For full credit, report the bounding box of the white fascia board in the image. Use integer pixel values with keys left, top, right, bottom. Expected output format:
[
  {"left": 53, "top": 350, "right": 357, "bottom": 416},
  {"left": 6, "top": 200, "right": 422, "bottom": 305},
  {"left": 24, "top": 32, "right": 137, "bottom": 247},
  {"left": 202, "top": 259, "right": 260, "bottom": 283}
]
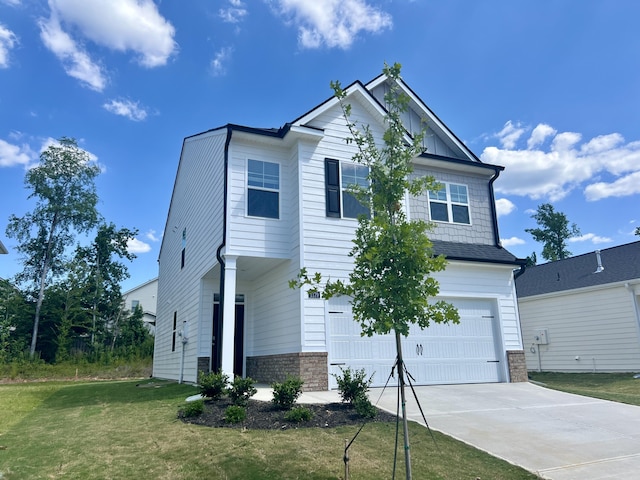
[
  {"left": 373, "top": 76, "right": 479, "bottom": 163},
  {"left": 292, "top": 82, "right": 387, "bottom": 128}
]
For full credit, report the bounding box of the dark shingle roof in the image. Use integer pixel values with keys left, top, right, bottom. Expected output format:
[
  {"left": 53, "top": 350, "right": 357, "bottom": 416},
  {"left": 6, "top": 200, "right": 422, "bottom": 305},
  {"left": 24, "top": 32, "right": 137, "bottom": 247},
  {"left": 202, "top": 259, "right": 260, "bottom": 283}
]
[
  {"left": 516, "top": 241, "right": 640, "bottom": 298},
  {"left": 431, "top": 240, "right": 524, "bottom": 266}
]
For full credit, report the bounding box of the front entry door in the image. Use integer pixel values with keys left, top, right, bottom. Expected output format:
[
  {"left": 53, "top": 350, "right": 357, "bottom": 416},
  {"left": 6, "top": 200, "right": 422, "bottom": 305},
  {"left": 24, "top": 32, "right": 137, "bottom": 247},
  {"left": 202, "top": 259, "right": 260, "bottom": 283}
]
[{"left": 212, "top": 297, "right": 245, "bottom": 377}]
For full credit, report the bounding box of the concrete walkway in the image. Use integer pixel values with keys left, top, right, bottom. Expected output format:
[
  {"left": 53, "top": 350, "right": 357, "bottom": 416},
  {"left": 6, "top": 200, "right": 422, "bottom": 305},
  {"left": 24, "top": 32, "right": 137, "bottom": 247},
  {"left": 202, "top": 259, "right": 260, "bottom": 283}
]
[{"left": 256, "top": 382, "right": 640, "bottom": 479}]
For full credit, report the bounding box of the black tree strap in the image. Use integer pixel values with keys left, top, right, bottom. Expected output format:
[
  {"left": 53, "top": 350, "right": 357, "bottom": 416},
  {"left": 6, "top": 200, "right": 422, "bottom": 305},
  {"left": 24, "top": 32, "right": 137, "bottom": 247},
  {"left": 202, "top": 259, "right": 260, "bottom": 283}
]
[{"left": 404, "top": 363, "right": 439, "bottom": 450}]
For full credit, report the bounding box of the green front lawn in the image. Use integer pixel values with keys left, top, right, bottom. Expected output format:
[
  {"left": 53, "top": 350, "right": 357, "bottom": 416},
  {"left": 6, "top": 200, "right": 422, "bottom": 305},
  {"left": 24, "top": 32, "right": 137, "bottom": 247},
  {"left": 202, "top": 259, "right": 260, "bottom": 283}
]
[
  {"left": 0, "top": 379, "right": 539, "bottom": 479},
  {"left": 529, "top": 371, "right": 640, "bottom": 406}
]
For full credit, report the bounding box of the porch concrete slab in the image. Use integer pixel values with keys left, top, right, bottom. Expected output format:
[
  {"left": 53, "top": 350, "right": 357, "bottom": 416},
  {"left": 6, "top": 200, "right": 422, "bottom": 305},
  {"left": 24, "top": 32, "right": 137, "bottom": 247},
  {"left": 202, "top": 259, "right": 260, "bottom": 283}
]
[{"left": 369, "top": 382, "right": 640, "bottom": 480}]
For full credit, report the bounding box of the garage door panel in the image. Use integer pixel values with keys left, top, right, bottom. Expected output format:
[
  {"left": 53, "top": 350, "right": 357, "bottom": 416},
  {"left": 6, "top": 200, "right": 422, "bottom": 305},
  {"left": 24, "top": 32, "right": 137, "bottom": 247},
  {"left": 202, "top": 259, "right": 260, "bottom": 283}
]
[{"left": 328, "top": 297, "right": 503, "bottom": 388}]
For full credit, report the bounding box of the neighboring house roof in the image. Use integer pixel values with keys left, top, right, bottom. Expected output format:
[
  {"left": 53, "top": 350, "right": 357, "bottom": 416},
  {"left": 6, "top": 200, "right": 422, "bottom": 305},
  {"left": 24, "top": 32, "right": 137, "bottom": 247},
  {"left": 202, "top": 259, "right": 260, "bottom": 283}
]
[
  {"left": 122, "top": 277, "right": 158, "bottom": 296},
  {"left": 433, "top": 240, "right": 524, "bottom": 266},
  {"left": 516, "top": 241, "right": 640, "bottom": 298},
  {"left": 0, "top": 240, "right": 7, "bottom": 254}
]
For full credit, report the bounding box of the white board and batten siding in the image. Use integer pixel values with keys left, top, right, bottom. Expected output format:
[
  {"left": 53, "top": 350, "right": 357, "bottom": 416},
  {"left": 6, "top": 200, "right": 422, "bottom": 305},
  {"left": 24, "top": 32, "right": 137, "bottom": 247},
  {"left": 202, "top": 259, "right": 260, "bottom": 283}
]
[
  {"left": 154, "top": 130, "right": 227, "bottom": 382},
  {"left": 519, "top": 284, "right": 640, "bottom": 372}
]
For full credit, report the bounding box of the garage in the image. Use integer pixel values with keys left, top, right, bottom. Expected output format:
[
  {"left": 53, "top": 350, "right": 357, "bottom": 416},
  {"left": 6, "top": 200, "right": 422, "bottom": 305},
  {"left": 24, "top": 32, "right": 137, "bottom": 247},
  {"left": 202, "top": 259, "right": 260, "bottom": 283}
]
[{"left": 327, "top": 296, "right": 504, "bottom": 389}]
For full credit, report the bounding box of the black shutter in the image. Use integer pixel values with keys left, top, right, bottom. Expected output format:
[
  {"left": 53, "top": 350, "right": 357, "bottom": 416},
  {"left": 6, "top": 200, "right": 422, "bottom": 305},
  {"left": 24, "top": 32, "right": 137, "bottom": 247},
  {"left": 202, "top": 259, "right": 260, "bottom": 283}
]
[{"left": 325, "top": 159, "right": 340, "bottom": 217}]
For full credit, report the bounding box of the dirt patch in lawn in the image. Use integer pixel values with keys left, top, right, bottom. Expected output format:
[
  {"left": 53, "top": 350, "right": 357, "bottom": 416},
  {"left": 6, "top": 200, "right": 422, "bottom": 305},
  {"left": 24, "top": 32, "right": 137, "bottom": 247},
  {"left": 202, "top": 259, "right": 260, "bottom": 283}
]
[{"left": 180, "top": 398, "right": 399, "bottom": 430}]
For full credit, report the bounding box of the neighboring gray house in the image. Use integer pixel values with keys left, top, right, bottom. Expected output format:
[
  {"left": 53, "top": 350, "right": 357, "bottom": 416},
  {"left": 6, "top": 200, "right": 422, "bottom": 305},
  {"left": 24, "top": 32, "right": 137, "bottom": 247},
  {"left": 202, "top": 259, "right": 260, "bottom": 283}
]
[
  {"left": 0, "top": 239, "right": 7, "bottom": 254},
  {"left": 153, "top": 72, "right": 527, "bottom": 390},
  {"left": 122, "top": 278, "right": 157, "bottom": 334},
  {"left": 516, "top": 241, "right": 640, "bottom": 373}
]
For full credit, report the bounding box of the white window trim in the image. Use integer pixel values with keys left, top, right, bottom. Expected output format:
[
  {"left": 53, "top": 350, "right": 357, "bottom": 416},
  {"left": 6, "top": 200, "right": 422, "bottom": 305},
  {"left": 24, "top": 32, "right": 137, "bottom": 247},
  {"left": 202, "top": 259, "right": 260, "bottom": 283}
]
[
  {"left": 428, "top": 182, "right": 472, "bottom": 225},
  {"left": 246, "top": 158, "right": 281, "bottom": 219},
  {"left": 340, "top": 162, "right": 369, "bottom": 220}
]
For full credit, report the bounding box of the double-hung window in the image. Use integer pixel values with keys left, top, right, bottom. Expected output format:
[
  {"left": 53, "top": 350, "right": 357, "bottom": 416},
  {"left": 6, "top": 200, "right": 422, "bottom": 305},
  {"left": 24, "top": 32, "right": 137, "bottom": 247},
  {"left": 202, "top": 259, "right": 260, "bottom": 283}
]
[
  {"left": 325, "top": 159, "right": 369, "bottom": 219},
  {"left": 428, "top": 182, "right": 470, "bottom": 224},
  {"left": 247, "top": 159, "right": 279, "bottom": 219}
]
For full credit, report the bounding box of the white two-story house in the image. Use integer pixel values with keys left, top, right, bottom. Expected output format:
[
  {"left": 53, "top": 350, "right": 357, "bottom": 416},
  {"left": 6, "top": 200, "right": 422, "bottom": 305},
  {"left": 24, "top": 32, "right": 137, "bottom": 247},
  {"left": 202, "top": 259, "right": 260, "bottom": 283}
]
[{"left": 153, "top": 72, "right": 527, "bottom": 390}]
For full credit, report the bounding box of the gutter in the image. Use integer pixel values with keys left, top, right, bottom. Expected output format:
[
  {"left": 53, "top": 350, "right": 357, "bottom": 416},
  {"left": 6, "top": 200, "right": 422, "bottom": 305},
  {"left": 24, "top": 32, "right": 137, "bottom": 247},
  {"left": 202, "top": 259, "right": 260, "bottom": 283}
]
[{"left": 213, "top": 125, "right": 233, "bottom": 371}]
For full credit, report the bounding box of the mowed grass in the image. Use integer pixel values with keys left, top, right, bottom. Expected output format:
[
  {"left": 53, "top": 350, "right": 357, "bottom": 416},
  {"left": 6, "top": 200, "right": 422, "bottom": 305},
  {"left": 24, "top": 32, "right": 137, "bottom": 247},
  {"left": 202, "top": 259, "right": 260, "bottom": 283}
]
[
  {"left": 529, "top": 371, "right": 640, "bottom": 406},
  {"left": 0, "top": 380, "right": 539, "bottom": 480}
]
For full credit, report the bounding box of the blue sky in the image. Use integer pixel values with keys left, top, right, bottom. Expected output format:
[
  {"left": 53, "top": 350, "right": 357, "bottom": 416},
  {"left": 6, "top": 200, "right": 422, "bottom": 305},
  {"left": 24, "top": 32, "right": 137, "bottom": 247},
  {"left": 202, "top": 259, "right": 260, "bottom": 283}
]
[{"left": 1, "top": 0, "right": 639, "bottom": 292}]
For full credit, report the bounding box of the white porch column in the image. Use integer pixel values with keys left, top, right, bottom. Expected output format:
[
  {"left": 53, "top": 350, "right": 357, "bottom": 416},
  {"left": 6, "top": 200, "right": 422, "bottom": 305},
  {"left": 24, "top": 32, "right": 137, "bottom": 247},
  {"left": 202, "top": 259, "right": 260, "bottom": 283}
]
[{"left": 221, "top": 254, "right": 238, "bottom": 378}]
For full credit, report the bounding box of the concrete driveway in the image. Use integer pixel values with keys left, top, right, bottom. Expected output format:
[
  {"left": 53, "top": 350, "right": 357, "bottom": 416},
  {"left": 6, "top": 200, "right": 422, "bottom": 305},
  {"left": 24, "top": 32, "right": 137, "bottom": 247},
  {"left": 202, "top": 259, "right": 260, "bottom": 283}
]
[{"left": 367, "top": 382, "right": 640, "bottom": 480}]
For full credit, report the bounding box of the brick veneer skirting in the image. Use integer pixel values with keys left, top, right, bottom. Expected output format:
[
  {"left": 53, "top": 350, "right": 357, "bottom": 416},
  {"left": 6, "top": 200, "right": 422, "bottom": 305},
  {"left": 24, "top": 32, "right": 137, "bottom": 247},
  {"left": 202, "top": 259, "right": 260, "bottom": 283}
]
[
  {"left": 197, "top": 357, "right": 210, "bottom": 375},
  {"left": 507, "top": 350, "right": 528, "bottom": 382},
  {"left": 246, "top": 352, "right": 328, "bottom": 391}
]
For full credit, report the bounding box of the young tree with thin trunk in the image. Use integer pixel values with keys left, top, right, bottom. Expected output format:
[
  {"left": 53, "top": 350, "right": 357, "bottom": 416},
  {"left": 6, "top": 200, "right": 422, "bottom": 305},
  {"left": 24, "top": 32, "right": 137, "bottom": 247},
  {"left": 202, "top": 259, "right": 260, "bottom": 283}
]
[
  {"left": 291, "top": 63, "right": 459, "bottom": 479},
  {"left": 6, "top": 137, "right": 100, "bottom": 357},
  {"left": 525, "top": 203, "right": 580, "bottom": 261}
]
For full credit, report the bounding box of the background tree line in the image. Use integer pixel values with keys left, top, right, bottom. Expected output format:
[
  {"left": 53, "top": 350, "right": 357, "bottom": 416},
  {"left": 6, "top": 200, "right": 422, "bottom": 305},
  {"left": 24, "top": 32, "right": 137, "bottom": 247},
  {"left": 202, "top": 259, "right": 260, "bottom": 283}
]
[{"left": 1, "top": 138, "right": 152, "bottom": 365}]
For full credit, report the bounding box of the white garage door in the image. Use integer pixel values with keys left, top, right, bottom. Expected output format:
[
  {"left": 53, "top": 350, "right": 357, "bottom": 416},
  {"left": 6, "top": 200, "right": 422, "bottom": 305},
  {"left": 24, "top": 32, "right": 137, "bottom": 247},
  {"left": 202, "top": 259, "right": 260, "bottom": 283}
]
[{"left": 327, "top": 296, "right": 503, "bottom": 389}]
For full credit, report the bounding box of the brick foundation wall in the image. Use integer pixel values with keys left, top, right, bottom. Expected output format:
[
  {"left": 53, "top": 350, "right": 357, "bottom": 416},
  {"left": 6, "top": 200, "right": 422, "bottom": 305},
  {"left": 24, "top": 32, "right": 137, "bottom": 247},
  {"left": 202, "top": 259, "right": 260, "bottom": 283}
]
[
  {"left": 246, "top": 352, "right": 328, "bottom": 391},
  {"left": 197, "top": 357, "right": 210, "bottom": 375},
  {"left": 507, "top": 350, "right": 528, "bottom": 382}
]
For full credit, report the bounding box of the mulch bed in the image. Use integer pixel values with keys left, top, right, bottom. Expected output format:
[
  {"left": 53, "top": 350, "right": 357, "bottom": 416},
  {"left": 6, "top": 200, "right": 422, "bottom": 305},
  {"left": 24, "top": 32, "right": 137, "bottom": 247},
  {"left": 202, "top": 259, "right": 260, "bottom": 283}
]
[{"left": 180, "top": 398, "right": 399, "bottom": 430}]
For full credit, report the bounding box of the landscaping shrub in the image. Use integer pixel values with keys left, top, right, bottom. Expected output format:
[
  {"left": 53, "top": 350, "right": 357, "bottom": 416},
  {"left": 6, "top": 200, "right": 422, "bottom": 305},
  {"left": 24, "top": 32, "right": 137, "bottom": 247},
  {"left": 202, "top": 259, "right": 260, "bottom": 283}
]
[
  {"left": 178, "top": 399, "right": 204, "bottom": 418},
  {"left": 333, "top": 367, "right": 373, "bottom": 405},
  {"left": 284, "top": 406, "right": 313, "bottom": 422},
  {"left": 228, "top": 376, "right": 257, "bottom": 406},
  {"left": 198, "top": 370, "right": 229, "bottom": 400},
  {"left": 224, "top": 405, "right": 247, "bottom": 424},
  {"left": 353, "top": 395, "right": 378, "bottom": 419},
  {"left": 271, "top": 375, "right": 304, "bottom": 410}
]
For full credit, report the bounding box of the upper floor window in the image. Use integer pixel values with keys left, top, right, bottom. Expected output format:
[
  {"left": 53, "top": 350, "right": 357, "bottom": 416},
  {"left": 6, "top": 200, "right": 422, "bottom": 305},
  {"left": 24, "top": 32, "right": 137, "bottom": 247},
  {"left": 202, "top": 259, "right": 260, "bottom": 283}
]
[
  {"left": 325, "top": 159, "right": 370, "bottom": 219},
  {"left": 131, "top": 300, "right": 140, "bottom": 312},
  {"left": 247, "top": 159, "right": 279, "bottom": 219},
  {"left": 428, "top": 182, "right": 470, "bottom": 224}
]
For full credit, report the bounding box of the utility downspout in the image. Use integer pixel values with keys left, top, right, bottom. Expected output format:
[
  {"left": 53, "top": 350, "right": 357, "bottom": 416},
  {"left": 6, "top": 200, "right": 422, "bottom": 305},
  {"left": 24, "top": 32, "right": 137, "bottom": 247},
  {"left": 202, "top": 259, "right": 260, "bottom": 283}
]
[
  {"left": 488, "top": 166, "right": 503, "bottom": 248},
  {"left": 626, "top": 283, "right": 640, "bottom": 351},
  {"left": 212, "top": 125, "right": 232, "bottom": 372}
]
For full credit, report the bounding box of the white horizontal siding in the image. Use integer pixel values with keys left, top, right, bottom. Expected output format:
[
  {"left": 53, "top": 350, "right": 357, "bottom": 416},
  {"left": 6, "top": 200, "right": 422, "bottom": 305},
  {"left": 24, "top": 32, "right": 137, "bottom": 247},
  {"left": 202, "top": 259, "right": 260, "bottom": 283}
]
[
  {"left": 154, "top": 130, "right": 226, "bottom": 382},
  {"left": 519, "top": 285, "right": 640, "bottom": 372},
  {"left": 245, "top": 261, "right": 302, "bottom": 356},
  {"left": 226, "top": 140, "right": 293, "bottom": 259}
]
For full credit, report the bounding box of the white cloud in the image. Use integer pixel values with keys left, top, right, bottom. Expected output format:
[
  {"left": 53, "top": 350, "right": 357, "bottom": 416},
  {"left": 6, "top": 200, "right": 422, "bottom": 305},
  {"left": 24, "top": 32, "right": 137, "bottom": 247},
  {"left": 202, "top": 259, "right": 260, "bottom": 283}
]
[
  {"left": 482, "top": 122, "right": 640, "bottom": 202},
  {"left": 269, "top": 0, "right": 392, "bottom": 49},
  {"left": 211, "top": 47, "right": 232, "bottom": 76},
  {"left": 0, "top": 24, "right": 18, "bottom": 68},
  {"left": 127, "top": 237, "right": 151, "bottom": 254},
  {"left": 220, "top": 0, "right": 248, "bottom": 23},
  {"left": 495, "top": 121, "right": 525, "bottom": 149},
  {"left": 47, "top": 0, "right": 177, "bottom": 68},
  {"left": 103, "top": 99, "right": 148, "bottom": 121},
  {"left": 584, "top": 171, "right": 640, "bottom": 201},
  {"left": 0, "top": 139, "right": 34, "bottom": 167},
  {"left": 495, "top": 198, "right": 515, "bottom": 217},
  {"left": 38, "top": 15, "right": 107, "bottom": 91},
  {"left": 145, "top": 229, "right": 160, "bottom": 242},
  {"left": 1, "top": 0, "right": 21, "bottom": 5},
  {"left": 527, "top": 124, "right": 555, "bottom": 150},
  {"left": 501, "top": 236, "right": 526, "bottom": 247},
  {"left": 568, "top": 233, "right": 612, "bottom": 244}
]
